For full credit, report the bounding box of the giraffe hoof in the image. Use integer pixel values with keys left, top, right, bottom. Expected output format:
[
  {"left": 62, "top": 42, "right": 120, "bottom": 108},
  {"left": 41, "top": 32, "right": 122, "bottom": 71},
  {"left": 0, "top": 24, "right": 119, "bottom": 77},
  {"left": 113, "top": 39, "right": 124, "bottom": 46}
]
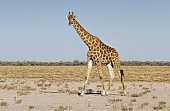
[
  {"left": 80, "top": 91, "right": 85, "bottom": 96},
  {"left": 121, "top": 91, "right": 127, "bottom": 96},
  {"left": 121, "top": 94, "right": 127, "bottom": 96},
  {"left": 106, "top": 91, "right": 110, "bottom": 95},
  {"left": 101, "top": 90, "right": 106, "bottom": 96}
]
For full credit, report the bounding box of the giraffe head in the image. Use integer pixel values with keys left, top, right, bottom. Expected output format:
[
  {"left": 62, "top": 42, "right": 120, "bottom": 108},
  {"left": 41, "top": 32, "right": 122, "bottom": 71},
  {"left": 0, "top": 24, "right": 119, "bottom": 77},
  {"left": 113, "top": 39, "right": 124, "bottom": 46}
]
[{"left": 66, "top": 12, "right": 76, "bottom": 26}]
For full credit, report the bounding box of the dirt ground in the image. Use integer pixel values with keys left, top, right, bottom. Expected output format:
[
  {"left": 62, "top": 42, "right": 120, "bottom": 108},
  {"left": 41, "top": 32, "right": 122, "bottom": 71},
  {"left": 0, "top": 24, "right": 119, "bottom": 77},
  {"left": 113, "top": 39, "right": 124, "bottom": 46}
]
[{"left": 0, "top": 78, "right": 170, "bottom": 111}]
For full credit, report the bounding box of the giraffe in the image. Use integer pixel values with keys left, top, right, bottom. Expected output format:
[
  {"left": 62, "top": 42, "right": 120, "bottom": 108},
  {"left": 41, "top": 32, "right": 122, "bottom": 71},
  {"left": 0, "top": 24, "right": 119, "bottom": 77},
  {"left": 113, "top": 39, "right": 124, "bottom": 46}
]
[{"left": 66, "top": 12, "right": 127, "bottom": 96}]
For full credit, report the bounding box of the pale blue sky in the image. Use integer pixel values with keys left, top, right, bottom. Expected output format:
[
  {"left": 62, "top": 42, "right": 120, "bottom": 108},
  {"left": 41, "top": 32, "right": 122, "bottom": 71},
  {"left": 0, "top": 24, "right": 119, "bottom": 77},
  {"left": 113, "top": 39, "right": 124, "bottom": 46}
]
[{"left": 0, "top": 0, "right": 170, "bottom": 61}]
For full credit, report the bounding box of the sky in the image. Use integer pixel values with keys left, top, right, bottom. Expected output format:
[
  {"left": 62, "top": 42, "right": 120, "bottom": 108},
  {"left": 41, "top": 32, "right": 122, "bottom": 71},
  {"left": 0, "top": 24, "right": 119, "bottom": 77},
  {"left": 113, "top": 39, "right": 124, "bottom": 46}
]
[{"left": 0, "top": 0, "right": 170, "bottom": 62}]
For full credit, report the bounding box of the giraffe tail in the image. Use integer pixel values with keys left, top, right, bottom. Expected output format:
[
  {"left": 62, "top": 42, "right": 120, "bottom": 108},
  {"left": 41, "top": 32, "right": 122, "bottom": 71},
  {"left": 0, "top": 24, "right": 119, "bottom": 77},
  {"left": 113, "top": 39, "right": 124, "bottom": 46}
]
[{"left": 120, "top": 70, "right": 124, "bottom": 82}]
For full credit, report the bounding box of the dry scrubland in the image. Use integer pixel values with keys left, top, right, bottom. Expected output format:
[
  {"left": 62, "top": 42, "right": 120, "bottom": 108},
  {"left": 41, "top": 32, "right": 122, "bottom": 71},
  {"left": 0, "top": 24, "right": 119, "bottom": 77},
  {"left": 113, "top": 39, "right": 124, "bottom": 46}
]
[
  {"left": 0, "top": 66, "right": 170, "bottom": 111},
  {"left": 0, "top": 66, "right": 170, "bottom": 82}
]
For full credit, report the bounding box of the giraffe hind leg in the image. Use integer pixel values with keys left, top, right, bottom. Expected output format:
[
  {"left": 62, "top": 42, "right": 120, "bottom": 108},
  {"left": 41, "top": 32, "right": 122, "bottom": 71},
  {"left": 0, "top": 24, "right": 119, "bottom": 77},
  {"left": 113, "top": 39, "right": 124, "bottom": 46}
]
[
  {"left": 106, "top": 63, "right": 115, "bottom": 95},
  {"left": 96, "top": 62, "right": 106, "bottom": 96},
  {"left": 120, "top": 70, "right": 127, "bottom": 96}
]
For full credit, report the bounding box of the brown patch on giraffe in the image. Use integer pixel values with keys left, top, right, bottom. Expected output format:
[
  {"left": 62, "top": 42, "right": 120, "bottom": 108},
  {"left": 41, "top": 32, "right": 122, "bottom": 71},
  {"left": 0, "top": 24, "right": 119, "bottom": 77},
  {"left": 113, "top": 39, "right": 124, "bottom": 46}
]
[
  {"left": 96, "top": 47, "right": 99, "bottom": 51},
  {"left": 80, "top": 28, "right": 83, "bottom": 32},
  {"left": 89, "top": 37, "right": 92, "bottom": 42},
  {"left": 84, "top": 39, "right": 88, "bottom": 43},
  {"left": 84, "top": 31, "right": 87, "bottom": 36},
  {"left": 100, "top": 50, "right": 104, "bottom": 54}
]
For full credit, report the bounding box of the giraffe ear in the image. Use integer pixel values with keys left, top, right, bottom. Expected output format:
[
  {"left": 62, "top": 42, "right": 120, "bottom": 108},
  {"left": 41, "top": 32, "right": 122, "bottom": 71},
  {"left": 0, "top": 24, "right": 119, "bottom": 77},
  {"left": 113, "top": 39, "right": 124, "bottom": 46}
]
[{"left": 66, "top": 16, "right": 68, "bottom": 18}]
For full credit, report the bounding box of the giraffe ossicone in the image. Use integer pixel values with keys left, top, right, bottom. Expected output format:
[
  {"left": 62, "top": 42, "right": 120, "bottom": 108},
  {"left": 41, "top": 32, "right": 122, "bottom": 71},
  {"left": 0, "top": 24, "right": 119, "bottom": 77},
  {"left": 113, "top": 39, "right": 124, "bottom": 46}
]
[{"left": 67, "top": 12, "right": 127, "bottom": 96}]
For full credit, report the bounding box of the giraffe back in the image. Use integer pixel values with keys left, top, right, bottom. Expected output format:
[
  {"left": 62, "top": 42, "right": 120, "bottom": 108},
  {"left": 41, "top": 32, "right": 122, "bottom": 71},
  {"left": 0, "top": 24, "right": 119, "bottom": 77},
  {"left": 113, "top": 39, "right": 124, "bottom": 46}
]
[{"left": 88, "top": 36, "right": 120, "bottom": 65}]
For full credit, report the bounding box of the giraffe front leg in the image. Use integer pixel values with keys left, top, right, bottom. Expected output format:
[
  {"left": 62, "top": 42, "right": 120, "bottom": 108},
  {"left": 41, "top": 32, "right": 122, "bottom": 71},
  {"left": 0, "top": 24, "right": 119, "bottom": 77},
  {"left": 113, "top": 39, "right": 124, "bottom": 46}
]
[
  {"left": 106, "top": 63, "right": 115, "bottom": 95},
  {"left": 80, "top": 60, "right": 93, "bottom": 96},
  {"left": 96, "top": 62, "right": 106, "bottom": 96}
]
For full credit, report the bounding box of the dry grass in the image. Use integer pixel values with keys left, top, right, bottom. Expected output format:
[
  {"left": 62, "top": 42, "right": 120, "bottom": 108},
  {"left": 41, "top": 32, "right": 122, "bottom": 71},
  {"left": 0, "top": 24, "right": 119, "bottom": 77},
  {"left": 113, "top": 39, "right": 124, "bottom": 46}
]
[
  {"left": 121, "top": 106, "right": 133, "bottom": 111},
  {"left": 153, "top": 96, "right": 157, "bottom": 100},
  {"left": 0, "top": 99, "right": 8, "bottom": 108},
  {"left": 14, "top": 97, "right": 22, "bottom": 104},
  {"left": 0, "top": 84, "right": 17, "bottom": 90},
  {"left": 153, "top": 101, "right": 166, "bottom": 110},
  {"left": 130, "top": 99, "right": 136, "bottom": 102},
  {"left": 17, "top": 85, "right": 35, "bottom": 96},
  {"left": 69, "top": 89, "right": 79, "bottom": 94},
  {"left": 0, "top": 66, "right": 170, "bottom": 82},
  {"left": 58, "top": 89, "right": 65, "bottom": 93},
  {"left": 131, "top": 89, "right": 151, "bottom": 97},
  {"left": 140, "top": 102, "right": 149, "bottom": 109},
  {"left": 108, "top": 98, "right": 123, "bottom": 104},
  {"left": 28, "top": 105, "right": 34, "bottom": 110},
  {"left": 54, "top": 105, "right": 72, "bottom": 111}
]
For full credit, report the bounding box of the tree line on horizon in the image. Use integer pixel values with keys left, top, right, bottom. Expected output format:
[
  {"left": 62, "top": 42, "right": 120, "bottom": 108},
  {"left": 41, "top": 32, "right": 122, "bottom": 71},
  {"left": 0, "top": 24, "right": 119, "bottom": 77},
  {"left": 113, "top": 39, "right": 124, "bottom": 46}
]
[{"left": 0, "top": 60, "right": 170, "bottom": 66}]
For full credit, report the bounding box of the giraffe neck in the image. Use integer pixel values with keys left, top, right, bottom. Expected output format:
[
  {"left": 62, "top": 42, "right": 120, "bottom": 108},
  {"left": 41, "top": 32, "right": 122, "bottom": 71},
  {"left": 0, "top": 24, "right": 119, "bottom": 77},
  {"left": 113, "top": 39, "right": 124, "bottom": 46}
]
[{"left": 72, "top": 19, "right": 93, "bottom": 47}]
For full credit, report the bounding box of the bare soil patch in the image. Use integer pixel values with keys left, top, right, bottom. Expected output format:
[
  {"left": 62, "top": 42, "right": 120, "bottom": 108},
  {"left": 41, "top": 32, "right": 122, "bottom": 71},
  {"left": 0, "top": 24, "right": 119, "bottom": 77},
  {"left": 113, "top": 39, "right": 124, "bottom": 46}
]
[{"left": 0, "top": 78, "right": 170, "bottom": 111}]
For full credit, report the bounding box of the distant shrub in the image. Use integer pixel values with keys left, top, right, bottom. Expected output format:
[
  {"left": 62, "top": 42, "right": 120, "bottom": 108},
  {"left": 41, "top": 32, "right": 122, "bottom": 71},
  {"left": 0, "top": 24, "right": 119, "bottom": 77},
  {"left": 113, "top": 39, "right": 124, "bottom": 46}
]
[{"left": 0, "top": 60, "right": 169, "bottom": 66}]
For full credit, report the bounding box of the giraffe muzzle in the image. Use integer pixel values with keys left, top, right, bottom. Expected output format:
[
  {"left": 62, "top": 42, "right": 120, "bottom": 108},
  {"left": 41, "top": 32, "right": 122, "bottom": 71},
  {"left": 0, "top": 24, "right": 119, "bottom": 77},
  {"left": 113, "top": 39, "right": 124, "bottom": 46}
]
[{"left": 68, "top": 21, "right": 73, "bottom": 26}]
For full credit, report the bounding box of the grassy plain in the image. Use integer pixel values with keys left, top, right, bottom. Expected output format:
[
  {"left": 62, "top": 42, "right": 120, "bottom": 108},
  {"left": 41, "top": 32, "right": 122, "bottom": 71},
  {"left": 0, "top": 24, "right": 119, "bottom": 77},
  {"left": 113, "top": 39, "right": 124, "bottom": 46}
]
[{"left": 0, "top": 66, "right": 170, "bottom": 82}]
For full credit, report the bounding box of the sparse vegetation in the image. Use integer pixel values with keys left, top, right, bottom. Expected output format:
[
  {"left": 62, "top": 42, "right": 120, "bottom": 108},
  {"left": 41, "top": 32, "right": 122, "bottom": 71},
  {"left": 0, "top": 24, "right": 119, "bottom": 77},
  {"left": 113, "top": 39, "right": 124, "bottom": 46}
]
[
  {"left": 0, "top": 99, "right": 8, "bottom": 108},
  {"left": 0, "top": 66, "right": 170, "bottom": 82},
  {"left": 139, "top": 89, "right": 151, "bottom": 96},
  {"left": 153, "top": 101, "right": 166, "bottom": 110},
  {"left": 121, "top": 106, "right": 133, "bottom": 111},
  {"left": 54, "top": 106, "right": 69, "bottom": 111},
  {"left": 131, "top": 93, "right": 139, "bottom": 97},
  {"left": 0, "top": 60, "right": 170, "bottom": 66},
  {"left": 153, "top": 96, "right": 157, "bottom": 100},
  {"left": 131, "top": 89, "right": 151, "bottom": 97},
  {"left": 58, "top": 89, "right": 65, "bottom": 93},
  {"left": 17, "top": 85, "right": 35, "bottom": 96},
  {"left": 130, "top": 99, "right": 136, "bottom": 102},
  {"left": 29, "top": 105, "right": 34, "bottom": 110},
  {"left": 69, "top": 89, "right": 79, "bottom": 94},
  {"left": 14, "top": 97, "right": 22, "bottom": 104},
  {"left": 0, "top": 65, "right": 169, "bottom": 111},
  {"left": 140, "top": 102, "right": 149, "bottom": 109},
  {"left": 108, "top": 98, "right": 123, "bottom": 104}
]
